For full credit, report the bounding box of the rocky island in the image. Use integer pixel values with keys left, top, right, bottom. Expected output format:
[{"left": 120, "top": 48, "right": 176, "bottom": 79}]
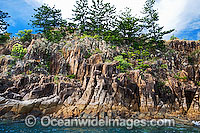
[
  {"left": 0, "top": 35, "right": 200, "bottom": 126},
  {"left": 0, "top": 0, "right": 200, "bottom": 130}
]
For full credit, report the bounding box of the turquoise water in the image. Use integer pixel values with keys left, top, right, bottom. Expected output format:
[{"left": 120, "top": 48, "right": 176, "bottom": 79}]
[{"left": 0, "top": 121, "right": 200, "bottom": 133}]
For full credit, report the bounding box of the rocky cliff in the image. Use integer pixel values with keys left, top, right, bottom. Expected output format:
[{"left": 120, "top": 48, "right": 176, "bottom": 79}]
[{"left": 0, "top": 37, "right": 200, "bottom": 123}]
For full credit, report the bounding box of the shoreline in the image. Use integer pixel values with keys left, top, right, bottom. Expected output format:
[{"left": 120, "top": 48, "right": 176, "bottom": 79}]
[
  {"left": 0, "top": 117, "right": 197, "bottom": 128},
  {"left": 0, "top": 111, "right": 198, "bottom": 128}
]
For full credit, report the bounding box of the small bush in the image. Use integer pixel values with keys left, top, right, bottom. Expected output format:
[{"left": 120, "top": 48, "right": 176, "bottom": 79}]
[
  {"left": 54, "top": 75, "right": 59, "bottom": 84},
  {"left": 197, "top": 81, "right": 200, "bottom": 86},
  {"left": 80, "top": 34, "right": 100, "bottom": 39},
  {"left": 11, "top": 43, "right": 27, "bottom": 59},
  {"left": 105, "top": 59, "right": 112, "bottom": 63},
  {"left": 109, "top": 45, "right": 116, "bottom": 49},
  {"left": 135, "top": 62, "right": 150, "bottom": 71},
  {"left": 174, "top": 72, "right": 187, "bottom": 80},
  {"left": 16, "top": 29, "right": 32, "bottom": 43},
  {"left": 46, "top": 28, "right": 66, "bottom": 43},
  {"left": 170, "top": 35, "right": 178, "bottom": 40},
  {"left": 114, "top": 55, "right": 132, "bottom": 72},
  {"left": 161, "top": 64, "right": 168, "bottom": 69},
  {"left": 93, "top": 48, "right": 102, "bottom": 54},
  {"left": 27, "top": 70, "right": 32, "bottom": 75},
  {"left": 84, "top": 50, "right": 92, "bottom": 59},
  {"left": 67, "top": 74, "right": 75, "bottom": 79}
]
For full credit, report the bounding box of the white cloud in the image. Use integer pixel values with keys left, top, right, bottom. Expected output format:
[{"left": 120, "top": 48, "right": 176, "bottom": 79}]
[
  {"left": 156, "top": 0, "right": 200, "bottom": 39},
  {"left": 25, "top": 0, "right": 200, "bottom": 40},
  {"left": 24, "top": 0, "right": 146, "bottom": 19},
  {"left": 189, "top": 21, "right": 200, "bottom": 30},
  {"left": 24, "top": 0, "right": 42, "bottom": 7},
  {"left": 106, "top": 0, "right": 146, "bottom": 15},
  {"left": 25, "top": 0, "right": 76, "bottom": 19},
  {"left": 155, "top": 0, "right": 187, "bottom": 31}
]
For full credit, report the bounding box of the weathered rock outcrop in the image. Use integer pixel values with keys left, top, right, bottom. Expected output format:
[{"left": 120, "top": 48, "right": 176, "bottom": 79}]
[{"left": 0, "top": 38, "right": 200, "bottom": 122}]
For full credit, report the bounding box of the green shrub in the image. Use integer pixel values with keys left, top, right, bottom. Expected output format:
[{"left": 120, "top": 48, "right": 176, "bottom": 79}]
[
  {"left": 197, "top": 81, "right": 200, "bottom": 86},
  {"left": 127, "top": 76, "right": 131, "bottom": 81},
  {"left": 114, "top": 55, "right": 132, "bottom": 72},
  {"left": 161, "top": 64, "right": 168, "bottom": 69},
  {"left": 105, "top": 59, "right": 112, "bottom": 63},
  {"left": 170, "top": 35, "right": 178, "bottom": 40},
  {"left": 84, "top": 50, "right": 92, "bottom": 59},
  {"left": 174, "top": 72, "right": 187, "bottom": 80},
  {"left": 11, "top": 43, "right": 27, "bottom": 59},
  {"left": 156, "top": 81, "right": 168, "bottom": 93},
  {"left": 45, "top": 61, "right": 50, "bottom": 72},
  {"left": 133, "top": 48, "right": 150, "bottom": 60},
  {"left": 27, "top": 70, "right": 32, "bottom": 75},
  {"left": 7, "top": 71, "right": 11, "bottom": 76},
  {"left": 16, "top": 29, "right": 32, "bottom": 43},
  {"left": 135, "top": 63, "right": 150, "bottom": 71},
  {"left": 80, "top": 34, "right": 100, "bottom": 39},
  {"left": 102, "top": 30, "right": 122, "bottom": 44},
  {"left": 109, "top": 45, "right": 117, "bottom": 49},
  {"left": 46, "top": 28, "right": 66, "bottom": 43},
  {"left": 188, "top": 56, "right": 193, "bottom": 65},
  {"left": 134, "top": 58, "right": 150, "bottom": 71},
  {"left": 54, "top": 75, "right": 59, "bottom": 83},
  {"left": 93, "top": 48, "right": 102, "bottom": 54},
  {"left": 67, "top": 74, "right": 75, "bottom": 79}
]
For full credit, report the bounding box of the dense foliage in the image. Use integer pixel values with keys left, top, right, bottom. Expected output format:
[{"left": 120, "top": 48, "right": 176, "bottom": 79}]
[
  {"left": 116, "top": 8, "right": 141, "bottom": 45},
  {"left": 27, "top": 0, "right": 176, "bottom": 72},
  {"left": 30, "top": 4, "right": 66, "bottom": 32},
  {"left": 72, "top": 0, "right": 174, "bottom": 48},
  {"left": 72, "top": 0, "right": 116, "bottom": 36},
  {"left": 16, "top": 29, "right": 33, "bottom": 43},
  {"left": 28, "top": 0, "right": 175, "bottom": 47},
  {"left": 114, "top": 55, "right": 132, "bottom": 72},
  {"left": 30, "top": 4, "right": 67, "bottom": 42},
  {"left": 11, "top": 43, "right": 27, "bottom": 59}
]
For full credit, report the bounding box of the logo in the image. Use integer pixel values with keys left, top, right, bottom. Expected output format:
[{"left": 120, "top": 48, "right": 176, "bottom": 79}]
[{"left": 25, "top": 115, "right": 37, "bottom": 127}]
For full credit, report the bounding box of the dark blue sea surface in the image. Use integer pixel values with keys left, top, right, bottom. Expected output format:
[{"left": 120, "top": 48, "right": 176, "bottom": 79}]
[{"left": 0, "top": 120, "right": 200, "bottom": 133}]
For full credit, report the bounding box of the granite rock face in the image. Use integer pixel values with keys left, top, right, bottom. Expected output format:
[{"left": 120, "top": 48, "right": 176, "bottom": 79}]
[{"left": 0, "top": 38, "right": 200, "bottom": 121}]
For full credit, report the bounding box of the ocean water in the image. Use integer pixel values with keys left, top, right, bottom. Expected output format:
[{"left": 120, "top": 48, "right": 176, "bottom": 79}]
[{"left": 0, "top": 120, "right": 200, "bottom": 133}]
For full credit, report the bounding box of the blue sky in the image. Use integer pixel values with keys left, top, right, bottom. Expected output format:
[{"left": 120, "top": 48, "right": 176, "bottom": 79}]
[
  {"left": 0, "top": 0, "right": 37, "bottom": 35},
  {"left": 0, "top": 0, "right": 200, "bottom": 40}
]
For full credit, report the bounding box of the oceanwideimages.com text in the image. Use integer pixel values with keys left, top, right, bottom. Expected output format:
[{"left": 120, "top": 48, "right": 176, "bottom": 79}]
[{"left": 25, "top": 115, "right": 175, "bottom": 129}]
